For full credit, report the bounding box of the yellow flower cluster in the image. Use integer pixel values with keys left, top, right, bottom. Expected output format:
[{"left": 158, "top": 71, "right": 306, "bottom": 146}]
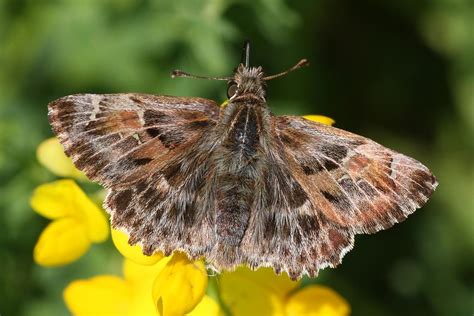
[
  {"left": 220, "top": 266, "right": 349, "bottom": 316},
  {"left": 32, "top": 114, "right": 349, "bottom": 316},
  {"left": 64, "top": 257, "right": 349, "bottom": 316},
  {"left": 64, "top": 254, "right": 213, "bottom": 316}
]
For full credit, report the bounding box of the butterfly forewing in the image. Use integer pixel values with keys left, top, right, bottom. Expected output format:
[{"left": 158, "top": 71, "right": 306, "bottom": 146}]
[
  {"left": 275, "top": 116, "right": 438, "bottom": 234},
  {"left": 48, "top": 93, "right": 220, "bottom": 188}
]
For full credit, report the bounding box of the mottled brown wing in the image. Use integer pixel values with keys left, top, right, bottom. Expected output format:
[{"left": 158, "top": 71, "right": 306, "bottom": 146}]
[
  {"left": 49, "top": 93, "right": 220, "bottom": 256},
  {"left": 240, "top": 116, "right": 437, "bottom": 279},
  {"left": 276, "top": 116, "right": 437, "bottom": 232},
  {"left": 48, "top": 93, "right": 219, "bottom": 188}
]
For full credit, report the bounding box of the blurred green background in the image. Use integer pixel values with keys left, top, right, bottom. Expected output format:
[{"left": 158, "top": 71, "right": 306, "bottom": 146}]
[{"left": 0, "top": 0, "right": 472, "bottom": 315}]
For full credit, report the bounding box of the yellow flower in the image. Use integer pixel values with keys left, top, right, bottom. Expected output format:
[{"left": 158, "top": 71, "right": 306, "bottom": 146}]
[
  {"left": 111, "top": 227, "right": 164, "bottom": 265},
  {"left": 31, "top": 179, "right": 109, "bottom": 266},
  {"left": 303, "top": 115, "right": 335, "bottom": 126},
  {"left": 37, "top": 137, "right": 86, "bottom": 179},
  {"left": 64, "top": 258, "right": 168, "bottom": 315},
  {"left": 220, "top": 266, "right": 350, "bottom": 316},
  {"left": 285, "top": 286, "right": 350, "bottom": 316},
  {"left": 64, "top": 255, "right": 215, "bottom": 316},
  {"left": 110, "top": 227, "right": 208, "bottom": 315}
]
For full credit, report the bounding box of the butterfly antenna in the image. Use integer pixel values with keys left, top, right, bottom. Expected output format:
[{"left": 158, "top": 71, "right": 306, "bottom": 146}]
[
  {"left": 263, "top": 59, "right": 309, "bottom": 81},
  {"left": 171, "top": 70, "right": 232, "bottom": 81},
  {"left": 241, "top": 40, "right": 251, "bottom": 68}
]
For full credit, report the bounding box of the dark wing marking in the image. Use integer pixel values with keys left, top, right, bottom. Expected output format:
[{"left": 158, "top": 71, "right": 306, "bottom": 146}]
[{"left": 105, "top": 137, "right": 219, "bottom": 258}]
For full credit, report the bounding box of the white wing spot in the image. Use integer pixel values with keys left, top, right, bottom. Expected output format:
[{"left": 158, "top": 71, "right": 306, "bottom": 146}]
[
  {"left": 89, "top": 96, "right": 101, "bottom": 120},
  {"left": 132, "top": 133, "right": 142, "bottom": 144}
]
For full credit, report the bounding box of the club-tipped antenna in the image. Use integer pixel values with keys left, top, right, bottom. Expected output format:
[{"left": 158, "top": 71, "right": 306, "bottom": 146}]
[
  {"left": 241, "top": 40, "right": 251, "bottom": 68},
  {"left": 263, "top": 59, "right": 309, "bottom": 81},
  {"left": 171, "top": 70, "right": 232, "bottom": 81}
]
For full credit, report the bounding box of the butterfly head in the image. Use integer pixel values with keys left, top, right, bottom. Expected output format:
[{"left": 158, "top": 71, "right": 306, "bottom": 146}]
[{"left": 226, "top": 64, "right": 267, "bottom": 102}]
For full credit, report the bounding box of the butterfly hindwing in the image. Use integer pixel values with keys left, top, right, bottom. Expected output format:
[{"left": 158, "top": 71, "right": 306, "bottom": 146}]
[
  {"left": 105, "top": 140, "right": 219, "bottom": 257},
  {"left": 234, "top": 131, "right": 352, "bottom": 279}
]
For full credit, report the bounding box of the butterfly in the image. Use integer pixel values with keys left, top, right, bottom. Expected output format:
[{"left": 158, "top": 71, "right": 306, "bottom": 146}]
[{"left": 48, "top": 41, "right": 437, "bottom": 280}]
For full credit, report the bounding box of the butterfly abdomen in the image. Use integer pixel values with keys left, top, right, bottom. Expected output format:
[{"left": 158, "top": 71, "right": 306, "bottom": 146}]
[
  {"left": 215, "top": 175, "right": 253, "bottom": 247},
  {"left": 211, "top": 102, "right": 270, "bottom": 267}
]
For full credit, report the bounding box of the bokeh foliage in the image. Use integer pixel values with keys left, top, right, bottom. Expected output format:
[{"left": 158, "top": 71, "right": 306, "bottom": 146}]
[{"left": 0, "top": 0, "right": 472, "bottom": 315}]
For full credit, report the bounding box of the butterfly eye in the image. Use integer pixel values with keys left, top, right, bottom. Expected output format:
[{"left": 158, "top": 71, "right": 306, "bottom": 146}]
[{"left": 227, "top": 82, "right": 238, "bottom": 98}]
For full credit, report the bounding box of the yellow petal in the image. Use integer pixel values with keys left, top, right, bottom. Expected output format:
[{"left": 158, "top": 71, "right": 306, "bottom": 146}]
[
  {"left": 123, "top": 257, "right": 170, "bottom": 283},
  {"left": 285, "top": 285, "right": 351, "bottom": 316},
  {"left": 220, "top": 266, "right": 289, "bottom": 316},
  {"left": 37, "top": 137, "right": 86, "bottom": 179},
  {"left": 187, "top": 295, "right": 223, "bottom": 316},
  {"left": 124, "top": 259, "right": 171, "bottom": 316},
  {"left": 123, "top": 257, "right": 169, "bottom": 315},
  {"left": 230, "top": 266, "right": 300, "bottom": 299},
  {"left": 65, "top": 259, "right": 171, "bottom": 316},
  {"left": 34, "top": 217, "right": 90, "bottom": 266},
  {"left": 30, "top": 179, "right": 78, "bottom": 219},
  {"left": 303, "top": 115, "right": 335, "bottom": 126},
  {"left": 152, "top": 252, "right": 208, "bottom": 316},
  {"left": 31, "top": 179, "right": 109, "bottom": 242},
  {"left": 112, "top": 228, "right": 164, "bottom": 265},
  {"left": 64, "top": 275, "right": 131, "bottom": 316}
]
